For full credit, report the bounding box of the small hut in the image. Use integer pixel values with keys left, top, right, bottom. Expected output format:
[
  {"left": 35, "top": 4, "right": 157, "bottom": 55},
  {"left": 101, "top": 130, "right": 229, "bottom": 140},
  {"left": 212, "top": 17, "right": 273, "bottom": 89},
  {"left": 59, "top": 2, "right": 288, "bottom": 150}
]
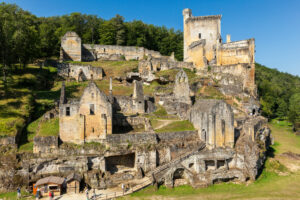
[
  {"left": 34, "top": 176, "right": 65, "bottom": 197},
  {"left": 66, "top": 173, "right": 82, "bottom": 194}
]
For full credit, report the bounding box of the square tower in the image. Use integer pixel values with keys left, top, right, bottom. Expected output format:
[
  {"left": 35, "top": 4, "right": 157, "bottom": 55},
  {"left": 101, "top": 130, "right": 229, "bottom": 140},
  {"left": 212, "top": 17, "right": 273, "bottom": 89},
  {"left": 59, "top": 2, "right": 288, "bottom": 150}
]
[
  {"left": 183, "top": 9, "right": 221, "bottom": 68},
  {"left": 60, "top": 31, "right": 82, "bottom": 61}
]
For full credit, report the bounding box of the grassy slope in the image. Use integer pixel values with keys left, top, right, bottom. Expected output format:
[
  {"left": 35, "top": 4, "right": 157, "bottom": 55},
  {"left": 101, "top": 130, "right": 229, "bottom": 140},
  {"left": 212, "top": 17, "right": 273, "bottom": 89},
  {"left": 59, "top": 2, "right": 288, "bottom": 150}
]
[
  {"left": 0, "top": 191, "right": 34, "bottom": 200},
  {"left": 0, "top": 65, "right": 57, "bottom": 137},
  {"left": 67, "top": 60, "right": 138, "bottom": 77},
  {"left": 120, "top": 121, "right": 300, "bottom": 200}
]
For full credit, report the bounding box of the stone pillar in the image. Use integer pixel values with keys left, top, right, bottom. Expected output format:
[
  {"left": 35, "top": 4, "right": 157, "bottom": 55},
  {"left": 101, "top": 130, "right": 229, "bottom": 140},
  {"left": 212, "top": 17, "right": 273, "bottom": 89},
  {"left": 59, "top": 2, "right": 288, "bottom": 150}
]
[
  {"left": 109, "top": 77, "right": 112, "bottom": 95},
  {"left": 214, "top": 160, "right": 217, "bottom": 170},
  {"left": 101, "top": 114, "right": 107, "bottom": 139},
  {"left": 60, "top": 82, "right": 66, "bottom": 105}
]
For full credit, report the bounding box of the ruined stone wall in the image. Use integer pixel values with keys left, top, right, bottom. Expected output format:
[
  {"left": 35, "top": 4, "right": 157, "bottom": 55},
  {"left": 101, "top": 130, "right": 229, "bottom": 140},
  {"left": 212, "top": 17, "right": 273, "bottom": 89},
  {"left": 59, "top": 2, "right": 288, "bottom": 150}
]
[
  {"left": 82, "top": 44, "right": 163, "bottom": 61},
  {"left": 57, "top": 63, "right": 103, "bottom": 81},
  {"left": 138, "top": 56, "right": 194, "bottom": 77},
  {"left": 218, "top": 39, "right": 255, "bottom": 66},
  {"left": 189, "top": 100, "right": 234, "bottom": 148},
  {"left": 59, "top": 82, "right": 112, "bottom": 144},
  {"left": 186, "top": 41, "right": 206, "bottom": 68},
  {"left": 61, "top": 32, "right": 82, "bottom": 61},
  {"left": 210, "top": 63, "right": 256, "bottom": 95},
  {"left": 0, "top": 136, "right": 16, "bottom": 146},
  {"left": 243, "top": 116, "right": 268, "bottom": 141},
  {"left": 33, "top": 136, "right": 58, "bottom": 154},
  {"left": 59, "top": 101, "right": 85, "bottom": 143},
  {"left": 173, "top": 70, "right": 191, "bottom": 104}
]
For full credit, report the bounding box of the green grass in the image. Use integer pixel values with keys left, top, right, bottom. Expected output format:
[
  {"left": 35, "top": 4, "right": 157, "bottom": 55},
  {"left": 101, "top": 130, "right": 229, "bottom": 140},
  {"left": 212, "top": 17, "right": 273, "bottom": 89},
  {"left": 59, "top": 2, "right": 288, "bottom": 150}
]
[
  {"left": 155, "top": 120, "right": 195, "bottom": 133},
  {"left": 66, "top": 60, "right": 138, "bottom": 77},
  {"left": 155, "top": 68, "right": 197, "bottom": 83},
  {"left": 38, "top": 117, "right": 59, "bottom": 136},
  {"left": 0, "top": 191, "right": 34, "bottom": 200},
  {"left": 0, "top": 65, "right": 57, "bottom": 137},
  {"left": 269, "top": 119, "right": 300, "bottom": 154}
]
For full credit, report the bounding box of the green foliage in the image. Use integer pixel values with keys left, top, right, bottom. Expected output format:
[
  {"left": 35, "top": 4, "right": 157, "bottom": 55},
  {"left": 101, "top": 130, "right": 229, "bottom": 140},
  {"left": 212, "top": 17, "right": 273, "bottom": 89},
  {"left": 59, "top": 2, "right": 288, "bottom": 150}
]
[
  {"left": 153, "top": 106, "right": 168, "bottom": 117},
  {"left": 256, "top": 63, "right": 300, "bottom": 127},
  {"left": 0, "top": 191, "right": 33, "bottom": 200},
  {"left": 38, "top": 117, "right": 59, "bottom": 136},
  {"left": 0, "top": 3, "right": 184, "bottom": 64},
  {"left": 288, "top": 93, "right": 300, "bottom": 126},
  {"left": 207, "top": 65, "right": 211, "bottom": 72}
]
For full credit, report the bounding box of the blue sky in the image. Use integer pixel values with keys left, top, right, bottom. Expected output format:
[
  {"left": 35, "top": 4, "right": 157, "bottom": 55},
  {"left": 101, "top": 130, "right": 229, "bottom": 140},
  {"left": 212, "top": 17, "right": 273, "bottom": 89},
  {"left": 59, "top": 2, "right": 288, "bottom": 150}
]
[{"left": 2, "top": 0, "right": 300, "bottom": 76}]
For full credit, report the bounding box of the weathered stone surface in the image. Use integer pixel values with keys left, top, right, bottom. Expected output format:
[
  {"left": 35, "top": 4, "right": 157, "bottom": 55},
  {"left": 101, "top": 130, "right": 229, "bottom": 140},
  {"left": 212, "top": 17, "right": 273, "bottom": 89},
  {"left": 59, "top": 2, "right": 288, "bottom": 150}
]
[
  {"left": 189, "top": 99, "right": 234, "bottom": 148},
  {"left": 174, "top": 69, "right": 191, "bottom": 104},
  {"left": 59, "top": 81, "right": 112, "bottom": 144},
  {"left": 57, "top": 63, "right": 103, "bottom": 81}
]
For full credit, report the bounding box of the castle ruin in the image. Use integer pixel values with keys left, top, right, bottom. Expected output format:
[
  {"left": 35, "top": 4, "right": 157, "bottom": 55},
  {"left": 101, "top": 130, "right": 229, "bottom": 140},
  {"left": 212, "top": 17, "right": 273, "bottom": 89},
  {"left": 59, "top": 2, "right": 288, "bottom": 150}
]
[{"left": 0, "top": 8, "right": 273, "bottom": 196}]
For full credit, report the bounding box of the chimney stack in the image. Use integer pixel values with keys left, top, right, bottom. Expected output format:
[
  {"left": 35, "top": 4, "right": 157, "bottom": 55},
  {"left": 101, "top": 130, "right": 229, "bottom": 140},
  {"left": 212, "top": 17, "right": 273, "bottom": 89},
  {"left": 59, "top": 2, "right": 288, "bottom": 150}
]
[{"left": 226, "top": 34, "right": 231, "bottom": 43}]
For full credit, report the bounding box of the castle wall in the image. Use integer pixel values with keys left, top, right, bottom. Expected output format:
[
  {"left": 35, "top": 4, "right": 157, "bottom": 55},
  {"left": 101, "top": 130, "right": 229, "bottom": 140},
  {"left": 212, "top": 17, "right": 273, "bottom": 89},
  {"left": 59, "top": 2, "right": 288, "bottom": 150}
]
[
  {"left": 186, "top": 41, "right": 206, "bottom": 69},
  {"left": 218, "top": 39, "right": 255, "bottom": 66},
  {"left": 189, "top": 100, "right": 234, "bottom": 148},
  {"left": 82, "top": 43, "right": 163, "bottom": 61},
  {"left": 210, "top": 63, "right": 256, "bottom": 95}
]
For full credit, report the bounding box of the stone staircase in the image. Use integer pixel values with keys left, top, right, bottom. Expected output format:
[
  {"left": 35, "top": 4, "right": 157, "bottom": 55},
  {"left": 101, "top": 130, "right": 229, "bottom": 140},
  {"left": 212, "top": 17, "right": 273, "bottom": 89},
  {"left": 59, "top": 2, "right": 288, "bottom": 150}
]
[
  {"left": 95, "top": 142, "right": 206, "bottom": 199},
  {"left": 148, "top": 142, "right": 206, "bottom": 181}
]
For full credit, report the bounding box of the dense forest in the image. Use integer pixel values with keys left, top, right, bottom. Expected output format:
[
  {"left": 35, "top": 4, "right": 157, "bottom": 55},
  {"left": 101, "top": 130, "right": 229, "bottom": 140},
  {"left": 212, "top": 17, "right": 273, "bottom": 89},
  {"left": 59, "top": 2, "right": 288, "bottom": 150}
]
[
  {"left": 256, "top": 64, "right": 300, "bottom": 127},
  {"left": 0, "top": 3, "right": 299, "bottom": 128},
  {"left": 0, "top": 2, "right": 183, "bottom": 67}
]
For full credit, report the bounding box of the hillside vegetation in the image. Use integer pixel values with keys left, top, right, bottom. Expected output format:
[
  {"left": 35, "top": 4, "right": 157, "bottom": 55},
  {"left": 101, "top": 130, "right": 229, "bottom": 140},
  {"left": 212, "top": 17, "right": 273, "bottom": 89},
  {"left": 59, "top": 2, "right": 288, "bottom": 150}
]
[{"left": 256, "top": 63, "right": 300, "bottom": 128}]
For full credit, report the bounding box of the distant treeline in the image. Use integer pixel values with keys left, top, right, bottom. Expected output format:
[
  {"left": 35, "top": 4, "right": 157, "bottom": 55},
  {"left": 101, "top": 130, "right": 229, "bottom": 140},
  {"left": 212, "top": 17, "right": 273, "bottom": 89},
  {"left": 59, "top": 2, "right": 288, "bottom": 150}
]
[
  {"left": 0, "top": 2, "right": 183, "bottom": 68},
  {"left": 256, "top": 63, "right": 300, "bottom": 127}
]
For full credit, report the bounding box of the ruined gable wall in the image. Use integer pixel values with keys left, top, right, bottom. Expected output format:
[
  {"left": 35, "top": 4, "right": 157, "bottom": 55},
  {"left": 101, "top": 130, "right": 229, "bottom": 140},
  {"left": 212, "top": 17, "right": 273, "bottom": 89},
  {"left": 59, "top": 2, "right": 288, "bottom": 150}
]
[
  {"left": 78, "top": 83, "right": 112, "bottom": 141},
  {"left": 59, "top": 102, "right": 85, "bottom": 143},
  {"left": 57, "top": 63, "right": 103, "bottom": 81},
  {"left": 61, "top": 32, "right": 82, "bottom": 61}
]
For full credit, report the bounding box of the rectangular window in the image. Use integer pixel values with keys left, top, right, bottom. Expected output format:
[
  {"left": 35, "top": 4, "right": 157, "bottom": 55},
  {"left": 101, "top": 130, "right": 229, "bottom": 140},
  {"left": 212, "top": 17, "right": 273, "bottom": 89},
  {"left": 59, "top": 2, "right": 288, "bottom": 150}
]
[
  {"left": 66, "top": 107, "right": 70, "bottom": 116},
  {"left": 90, "top": 104, "right": 95, "bottom": 115},
  {"left": 198, "top": 33, "right": 201, "bottom": 39}
]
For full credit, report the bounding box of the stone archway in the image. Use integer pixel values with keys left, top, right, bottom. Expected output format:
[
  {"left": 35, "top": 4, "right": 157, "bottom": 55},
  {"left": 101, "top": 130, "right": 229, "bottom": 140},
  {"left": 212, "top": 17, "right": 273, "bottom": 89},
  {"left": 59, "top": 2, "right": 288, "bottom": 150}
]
[{"left": 78, "top": 69, "right": 86, "bottom": 81}]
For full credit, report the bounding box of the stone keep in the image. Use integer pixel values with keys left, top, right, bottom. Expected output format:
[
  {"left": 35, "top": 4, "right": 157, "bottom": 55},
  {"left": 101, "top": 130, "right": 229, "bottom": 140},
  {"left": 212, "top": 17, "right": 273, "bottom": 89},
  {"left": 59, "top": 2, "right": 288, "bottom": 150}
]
[
  {"left": 173, "top": 69, "right": 191, "bottom": 104},
  {"left": 61, "top": 32, "right": 82, "bottom": 61},
  {"left": 59, "top": 82, "right": 112, "bottom": 144},
  {"left": 182, "top": 8, "right": 256, "bottom": 95},
  {"left": 189, "top": 99, "right": 234, "bottom": 148}
]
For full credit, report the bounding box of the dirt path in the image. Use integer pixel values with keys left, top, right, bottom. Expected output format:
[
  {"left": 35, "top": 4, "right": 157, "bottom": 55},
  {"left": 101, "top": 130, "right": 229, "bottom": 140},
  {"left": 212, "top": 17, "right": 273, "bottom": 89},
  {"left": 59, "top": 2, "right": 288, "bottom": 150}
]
[{"left": 154, "top": 119, "right": 179, "bottom": 130}]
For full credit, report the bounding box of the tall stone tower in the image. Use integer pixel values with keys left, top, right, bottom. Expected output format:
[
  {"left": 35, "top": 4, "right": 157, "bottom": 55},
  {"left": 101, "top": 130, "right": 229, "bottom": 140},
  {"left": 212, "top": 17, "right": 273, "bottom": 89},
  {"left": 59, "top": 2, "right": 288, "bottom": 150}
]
[
  {"left": 60, "top": 31, "right": 82, "bottom": 61},
  {"left": 183, "top": 8, "right": 221, "bottom": 68}
]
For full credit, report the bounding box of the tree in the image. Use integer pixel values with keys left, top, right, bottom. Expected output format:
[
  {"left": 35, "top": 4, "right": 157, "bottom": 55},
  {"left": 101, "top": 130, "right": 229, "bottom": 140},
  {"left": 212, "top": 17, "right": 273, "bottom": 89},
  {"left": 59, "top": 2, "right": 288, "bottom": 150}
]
[{"left": 288, "top": 93, "right": 300, "bottom": 128}]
